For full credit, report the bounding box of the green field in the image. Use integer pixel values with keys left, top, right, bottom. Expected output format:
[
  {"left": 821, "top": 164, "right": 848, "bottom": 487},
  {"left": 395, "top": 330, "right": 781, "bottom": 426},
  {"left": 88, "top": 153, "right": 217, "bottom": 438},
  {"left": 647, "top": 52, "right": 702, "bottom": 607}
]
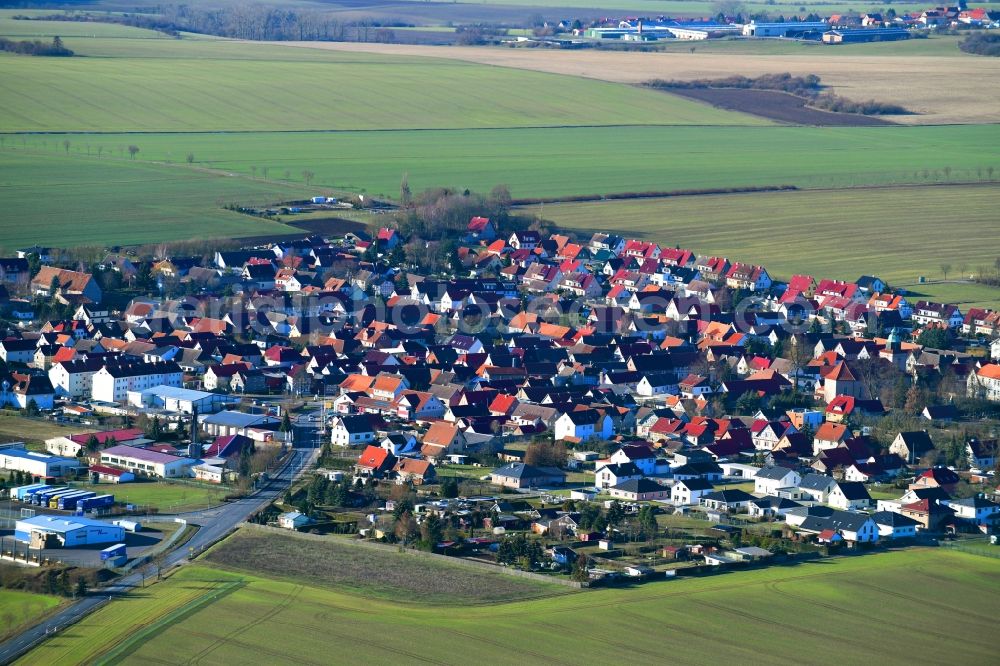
[
  {"left": 0, "top": 414, "right": 92, "bottom": 449},
  {"left": 19, "top": 547, "right": 1000, "bottom": 665},
  {"left": 0, "top": 36, "right": 760, "bottom": 132},
  {"left": 0, "top": 590, "right": 62, "bottom": 643},
  {"left": 72, "top": 481, "right": 228, "bottom": 513},
  {"left": 527, "top": 184, "right": 1000, "bottom": 306}
]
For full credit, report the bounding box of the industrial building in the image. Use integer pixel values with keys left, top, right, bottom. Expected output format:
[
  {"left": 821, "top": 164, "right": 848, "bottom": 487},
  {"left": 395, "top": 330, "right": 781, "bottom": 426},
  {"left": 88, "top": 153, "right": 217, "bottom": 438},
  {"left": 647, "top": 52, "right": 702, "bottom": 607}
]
[
  {"left": 822, "top": 28, "right": 912, "bottom": 44},
  {"left": 14, "top": 515, "right": 125, "bottom": 548},
  {"left": 741, "top": 21, "right": 830, "bottom": 37},
  {"left": 127, "top": 385, "right": 239, "bottom": 414},
  {"left": 99, "top": 444, "right": 194, "bottom": 478},
  {"left": 0, "top": 445, "right": 82, "bottom": 479}
]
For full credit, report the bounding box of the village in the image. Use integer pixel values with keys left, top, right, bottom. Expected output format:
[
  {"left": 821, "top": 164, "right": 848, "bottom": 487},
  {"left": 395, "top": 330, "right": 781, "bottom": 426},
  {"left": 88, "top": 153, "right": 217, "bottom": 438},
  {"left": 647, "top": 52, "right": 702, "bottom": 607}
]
[{"left": 0, "top": 207, "right": 998, "bottom": 583}]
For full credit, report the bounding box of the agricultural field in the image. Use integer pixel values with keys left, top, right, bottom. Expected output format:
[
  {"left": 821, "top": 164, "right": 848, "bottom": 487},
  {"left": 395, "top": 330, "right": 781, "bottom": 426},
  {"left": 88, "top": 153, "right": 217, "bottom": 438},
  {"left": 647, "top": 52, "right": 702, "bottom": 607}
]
[
  {"left": 202, "top": 527, "right": 566, "bottom": 603},
  {"left": 525, "top": 184, "right": 1000, "bottom": 307},
  {"left": 298, "top": 42, "right": 1000, "bottom": 125},
  {"left": 81, "top": 480, "right": 228, "bottom": 513},
  {"left": 19, "top": 547, "right": 1000, "bottom": 665},
  {"left": 0, "top": 34, "right": 759, "bottom": 132},
  {"left": 0, "top": 150, "right": 311, "bottom": 252},
  {"left": 0, "top": 590, "right": 62, "bottom": 643}
]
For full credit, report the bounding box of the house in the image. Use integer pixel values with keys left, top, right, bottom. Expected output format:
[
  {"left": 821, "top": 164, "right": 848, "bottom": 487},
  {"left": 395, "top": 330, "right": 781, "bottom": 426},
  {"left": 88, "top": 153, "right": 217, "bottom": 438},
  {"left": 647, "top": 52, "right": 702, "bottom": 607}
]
[
  {"left": 700, "top": 489, "right": 754, "bottom": 513},
  {"left": 889, "top": 430, "right": 935, "bottom": 465},
  {"left": 921, "top": 404, "right": 957, "bottom": 423},
  {"left": 392, "top": 458, "right": 436, "bottom": 485},
  {"left": 944, "top": 495, "right": 1000, "bottom": 526},
  {"left": 490, "top": 462, "right": 565, "bottom": 489},
  {"left": 748, "top": 496, "right": 802, "bottom": 519},
  {"left": 966, "top": 438, "right": 998, "bottom": 470},
  {"left": 911, "top": 301, "right": 962, "bottom": 329},
  {"left": 330, "top": 415, "right": 380, "bottom": 447},
  {"left": 466, "top": 216, "right": 496, "bottom": 242},
  {"left": 554, "top": 409, "right": 613, "bottom": 442},
  {"left": 754, "top": 466, "right": 801, "bottom": 496},
  {"left": 797, "top": 510, "right": 879, "bottom": 543},
  {"left": 909, "top": 466, "right": 960, "bottom": 494},
  {"left": 356, "top": 445, "right": 396, "bottom": 477},
  {"left": 1, "top": 372, "right": 55, "bottom": 410},
  {"left": 813, "top": 422, "right": 850, "bottom": 455},
  {"left": 609, "top": 477, "right": 669, "bottom": 501},
  {"left": 596, "top": 462, "right": 643, "bottom": 489},
  {"left": 606, "top": 444, "right": 658, "bottom": 476},
  {"left": 671, "top": 478, "right": 714, "bottom": 505},
  {"left": 798, "top": 473, "right": 837, "bottom": 503},
  {"left": 968, "top": 364, "right": 1000, "bottom": 402},
  {"left": 899, "top": 499, "right": 955, "bottom": 531},
  {"left": 828, "top": 481, "right": 872, "bottom": 510},
  {"left": 31, "top": 266, "right": 103, "bottom": 304},
  {"left": 278, "top": 511, "right": 312, "bottom": 530},
  {"left": 871, "top": 511, "right": 919, "bottom": 539},
  {"left": 0, "top": 339, "right": 36, "bottom": 366},
  {"left": 421, "top": 421, "right": 467, "bottom": 460}
]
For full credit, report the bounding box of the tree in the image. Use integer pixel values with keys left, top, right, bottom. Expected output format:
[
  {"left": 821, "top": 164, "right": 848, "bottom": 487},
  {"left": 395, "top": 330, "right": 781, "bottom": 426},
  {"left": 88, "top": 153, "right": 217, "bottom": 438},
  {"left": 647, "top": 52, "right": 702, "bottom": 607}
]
[
  {"left": 606, "top": 500, "right": 625, "bottom": 528},
  {"left": 570, "top": 553, "right": 590, "bottom": 582},
  {"left": 441, "top": 478, "right": 459, "bottom": 499},
  {"left": 399, "top": 172, "right": 412, "bottom": 207},
  {"left": 735, "top": 390, "right": 762, "bottom": 415},
  {"left": 186, "top": 152, "right": 195, "bottom": 164},
  {"left": 280, "top": 411, "right": 292, "bottom": 434},
  {"left": 62, "top": 139, "right": 71, "bottom": 155},
  {"left": 146, "top": 416, "right": 163, "bottom": 440},
  {"left": 940, "top": 263, "right": 952, "bottom": 281},
  {"left": 394, "top": 510, "right": 418, "bottom": 545},
  {"left": 638, "top": 505, "right": 658, "bottom": 540},
  {"left": 419, "top": 513, "right": 444, "bottom": 547},
  {"left": 53, "top": 35, "right": 65, "bottom": 50},
  {"left": 75, "top": 576, "right": 87, "bottom": 598},
  {"left": 917, "top": 327, "right": 952, "bottom": 350},
  {"left": 127, "top": 145, "right": 140, "bottom": 159},
  {"left": 301, "top": 170, "right": 315, "bottom": 186},
  {"left": 904, "top": 384, "right": 925, "bottom": 415},
  {"left": 85, "top": 433, "right": 101, "bottom": 453}
]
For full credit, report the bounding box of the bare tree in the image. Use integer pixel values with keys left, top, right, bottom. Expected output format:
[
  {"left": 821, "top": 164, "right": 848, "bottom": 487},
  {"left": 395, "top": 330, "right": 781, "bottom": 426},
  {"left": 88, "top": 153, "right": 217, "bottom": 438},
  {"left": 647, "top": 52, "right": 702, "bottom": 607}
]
[
  {"left": 301, "top": 170, "right": 315, "bottom": 186},
  {"left": 127, "top": 145, "right": 140, "bottom": 159},
  {"left": 186, "top": 152, "right": 195, "bottom": 164},
  {"left": 250, "top": 165, "right": 257, "bottom": 179},
  {"left": 940, "top": 263, "right": 952, "bottom": 281},
  {"left": 62, "top": 139, "right": 70, "bottom": 155}
]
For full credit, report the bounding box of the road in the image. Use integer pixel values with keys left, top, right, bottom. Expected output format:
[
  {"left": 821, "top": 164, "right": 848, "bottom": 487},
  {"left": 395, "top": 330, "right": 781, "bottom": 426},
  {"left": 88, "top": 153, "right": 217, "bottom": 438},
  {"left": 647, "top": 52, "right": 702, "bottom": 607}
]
[{"left": 0, "top": 414, "right": 321, "bottom": 665}]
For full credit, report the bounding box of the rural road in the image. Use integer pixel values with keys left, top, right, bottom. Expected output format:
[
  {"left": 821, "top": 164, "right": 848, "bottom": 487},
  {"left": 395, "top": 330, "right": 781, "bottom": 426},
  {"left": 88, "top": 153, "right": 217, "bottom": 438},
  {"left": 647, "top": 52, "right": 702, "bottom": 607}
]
[{"left": 0, "top": 416, "right": 321, "bottom": 665}]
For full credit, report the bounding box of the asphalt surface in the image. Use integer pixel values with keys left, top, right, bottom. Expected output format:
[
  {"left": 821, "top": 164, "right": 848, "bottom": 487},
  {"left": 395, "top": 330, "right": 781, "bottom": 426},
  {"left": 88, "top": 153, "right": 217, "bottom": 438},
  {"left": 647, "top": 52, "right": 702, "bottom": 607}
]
[{"left": 0, "top": 415, "right": 321, "bottom": 665}]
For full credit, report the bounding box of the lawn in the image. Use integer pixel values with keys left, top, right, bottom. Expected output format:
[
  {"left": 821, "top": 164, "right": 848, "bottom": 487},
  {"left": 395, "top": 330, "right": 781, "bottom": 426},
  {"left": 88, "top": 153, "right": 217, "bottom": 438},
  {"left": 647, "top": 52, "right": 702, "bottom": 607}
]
[
  {"left": 19, "top": 548, "right": 1000, "bottom": 665},
  {"left": 526, "top": 183, "right": 1000, "bottom": 307},
  {"left": 201, "top": 526, "right": 567, "bottom": 603},
  {"left": 75, "top": 481, "right": 228, "bottom": 513},
  {"left": 0, "top": 589, "right": 62, "bottom": 643}
]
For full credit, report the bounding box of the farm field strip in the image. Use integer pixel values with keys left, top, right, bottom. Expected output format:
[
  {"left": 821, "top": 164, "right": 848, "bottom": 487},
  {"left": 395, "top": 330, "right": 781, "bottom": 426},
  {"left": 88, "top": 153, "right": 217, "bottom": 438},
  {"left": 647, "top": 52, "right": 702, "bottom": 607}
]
[
  {"left": 0, "top": 590, "right": 63, "bottom": 643},
  {"left": 17, "top": 549, "right": 1000, "bottom": 665},
  {"left": 282, "top": 41, "right": 1000, "bottom": 125},
  {"left": 524, "top": 184, "right": 1000, "bottom": 306}
]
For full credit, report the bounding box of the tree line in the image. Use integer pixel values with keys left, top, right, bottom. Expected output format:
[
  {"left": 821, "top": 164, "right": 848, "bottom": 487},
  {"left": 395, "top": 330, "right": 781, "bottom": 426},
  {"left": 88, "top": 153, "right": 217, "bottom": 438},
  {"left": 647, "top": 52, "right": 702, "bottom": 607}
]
[{"left": 0, "top": 35, "right": 72, "bottom": 57}]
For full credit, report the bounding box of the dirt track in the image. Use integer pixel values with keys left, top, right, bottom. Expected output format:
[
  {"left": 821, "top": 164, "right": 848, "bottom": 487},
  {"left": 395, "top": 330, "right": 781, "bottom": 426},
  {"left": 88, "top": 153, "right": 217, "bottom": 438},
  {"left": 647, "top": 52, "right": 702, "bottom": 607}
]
[{"left": 269, "top": 41, "right": 1000, "bottom": 125}]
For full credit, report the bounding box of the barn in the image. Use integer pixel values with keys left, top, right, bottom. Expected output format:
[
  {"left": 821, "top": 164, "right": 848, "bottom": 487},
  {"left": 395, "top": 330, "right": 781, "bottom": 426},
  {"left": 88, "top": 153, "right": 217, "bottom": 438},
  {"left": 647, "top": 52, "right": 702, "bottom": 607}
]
[{"left": 14, "top": 515, "right": 125, "bottom": 548}]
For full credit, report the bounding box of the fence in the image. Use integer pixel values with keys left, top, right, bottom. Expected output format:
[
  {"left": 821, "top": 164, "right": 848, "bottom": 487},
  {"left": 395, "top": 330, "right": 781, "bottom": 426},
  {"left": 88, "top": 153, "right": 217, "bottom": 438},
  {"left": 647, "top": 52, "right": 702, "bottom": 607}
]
[
  {"left": 940, "top": 537, "right": 1000, "bottom": 559},
  {"left": 243, "top": 523, "right": 587, "bottom": 589}
]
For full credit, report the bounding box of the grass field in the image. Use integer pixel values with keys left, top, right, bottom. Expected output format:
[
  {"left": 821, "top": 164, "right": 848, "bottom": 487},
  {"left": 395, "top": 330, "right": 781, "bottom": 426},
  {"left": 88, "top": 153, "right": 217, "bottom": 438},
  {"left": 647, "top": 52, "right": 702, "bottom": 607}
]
[
  {"left": 526, "top": 184, "right": 1000, "bottom": 307},
  {"left": 19, "top": 547, "right": 1000, "bottom": 665},
  {"left": 0, "top": 590, "right": 62, "bottom": 643},
  {"left": 75, "top": 481, "right": 228, "bottom": 513},
  {"left": 203, "top": 527, "right": 567, "bottom": 603},
  {"left": 0, "top": 413, "right": 91, "bottom": 449}
]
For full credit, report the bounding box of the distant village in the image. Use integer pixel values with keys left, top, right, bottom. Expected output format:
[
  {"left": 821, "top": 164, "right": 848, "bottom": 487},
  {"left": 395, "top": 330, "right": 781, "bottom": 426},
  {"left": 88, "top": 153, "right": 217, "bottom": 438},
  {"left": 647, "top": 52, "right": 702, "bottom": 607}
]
[
  {"left": 0, "top": 205, "right": 999, "bottom": 579},
  {"left": 517, "top": 3, "right": 997, "bottom": 46}
]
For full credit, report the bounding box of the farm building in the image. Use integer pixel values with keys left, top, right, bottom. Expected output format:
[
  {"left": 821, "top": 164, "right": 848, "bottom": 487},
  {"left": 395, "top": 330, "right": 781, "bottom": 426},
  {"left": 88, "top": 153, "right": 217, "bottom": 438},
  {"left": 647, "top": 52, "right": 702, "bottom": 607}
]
[
  {"left": 0, "top": 445, "right": 82, "bottom": 479},
  {"left": 200, "top": 410, "right": 284, "bottom": 441},
  {"left": 822, "top": 28, "right": 911, "bottom": 44},
  {"left": 99, "top": 444, "right": 194, "bottom": 478},
  {"left": 128, "top": 385, "right": 239, "bottom": 414},
  {"left": 14, "top": 515, "right": 124, "bottom": 548}
]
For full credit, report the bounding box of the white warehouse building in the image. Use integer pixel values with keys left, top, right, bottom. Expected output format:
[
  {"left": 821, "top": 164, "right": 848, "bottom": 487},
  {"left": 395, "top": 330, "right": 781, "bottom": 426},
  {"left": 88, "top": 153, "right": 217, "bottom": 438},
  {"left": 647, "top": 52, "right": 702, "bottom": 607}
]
[
  {"left": 0, "top": 445, "right": 82, "bottom": 479},
  {"left": 127, "top": 385, "right": 239, "bottom": 414},
  {"left": 91, "top": 361, "right": 182, "bottom": 403},
  {"left": 14, "top": 515, "right": 125, "bottom": 547}
]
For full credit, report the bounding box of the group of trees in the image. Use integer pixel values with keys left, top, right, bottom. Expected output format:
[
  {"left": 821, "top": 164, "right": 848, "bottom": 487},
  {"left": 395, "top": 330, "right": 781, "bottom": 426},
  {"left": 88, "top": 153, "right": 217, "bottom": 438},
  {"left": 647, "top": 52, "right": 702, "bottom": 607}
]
[
  {"left": 960, "top": 32, "right": 1000, "bottom": 56},
  {"left": 0, "top": 564, "right": 88, "bottom": 600},
  {"left": 523, "top": 440, "right": 567, "bottom": 468},
  {"left": 0, "top": 35, "right": 72, "bottom": 57}
]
